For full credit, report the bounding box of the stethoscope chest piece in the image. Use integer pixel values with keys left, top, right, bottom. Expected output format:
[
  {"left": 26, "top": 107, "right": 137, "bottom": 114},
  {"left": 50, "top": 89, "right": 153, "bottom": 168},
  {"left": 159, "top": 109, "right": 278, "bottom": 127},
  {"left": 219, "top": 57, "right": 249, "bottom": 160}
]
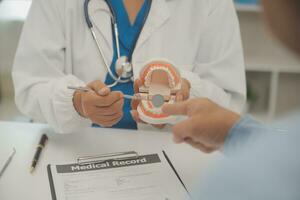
[{"left": 115, "top": 56, "right": 133, "bottom": 79}]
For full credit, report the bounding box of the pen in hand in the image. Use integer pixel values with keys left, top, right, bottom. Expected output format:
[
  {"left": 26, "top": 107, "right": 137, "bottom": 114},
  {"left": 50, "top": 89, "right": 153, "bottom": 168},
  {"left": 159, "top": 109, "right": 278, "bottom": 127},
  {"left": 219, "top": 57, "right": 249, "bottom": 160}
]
[
  {"left": 68, "top": 86, "right": 136, "bottom": 98},
  {"left": 30, "top": 134, "right": 48, "bottom": 173},
  {"left": 68, "top": 86, "right": 167, "bottom": 107}
]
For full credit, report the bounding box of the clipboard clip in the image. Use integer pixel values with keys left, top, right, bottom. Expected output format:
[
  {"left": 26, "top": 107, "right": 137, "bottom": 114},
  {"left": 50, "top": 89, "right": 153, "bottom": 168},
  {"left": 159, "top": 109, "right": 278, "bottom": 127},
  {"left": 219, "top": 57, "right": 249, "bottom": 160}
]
[{"left": 77, "top": 151, "right": 139, "bottom": 165}]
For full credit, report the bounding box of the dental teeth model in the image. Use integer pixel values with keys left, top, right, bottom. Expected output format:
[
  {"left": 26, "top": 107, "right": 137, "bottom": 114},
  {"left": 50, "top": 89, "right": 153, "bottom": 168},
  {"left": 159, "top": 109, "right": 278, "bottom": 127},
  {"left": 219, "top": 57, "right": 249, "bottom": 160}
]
[{"left": 136, "top": 60, "right": 182, "bottom": 125}]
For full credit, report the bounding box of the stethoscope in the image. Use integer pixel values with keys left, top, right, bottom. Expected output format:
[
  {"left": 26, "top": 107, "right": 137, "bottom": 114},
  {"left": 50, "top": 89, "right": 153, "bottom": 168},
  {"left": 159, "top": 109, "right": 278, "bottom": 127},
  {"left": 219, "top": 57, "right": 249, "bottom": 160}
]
[{"left": 84, "top": 0, "right": 152, "bottom": 88}]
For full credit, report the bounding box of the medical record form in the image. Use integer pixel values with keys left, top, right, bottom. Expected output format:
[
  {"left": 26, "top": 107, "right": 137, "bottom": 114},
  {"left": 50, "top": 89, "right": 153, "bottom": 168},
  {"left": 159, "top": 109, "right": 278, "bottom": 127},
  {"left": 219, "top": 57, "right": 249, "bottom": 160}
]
[{"left": 47, "top": 152, "right": 189, "bottom": 200}]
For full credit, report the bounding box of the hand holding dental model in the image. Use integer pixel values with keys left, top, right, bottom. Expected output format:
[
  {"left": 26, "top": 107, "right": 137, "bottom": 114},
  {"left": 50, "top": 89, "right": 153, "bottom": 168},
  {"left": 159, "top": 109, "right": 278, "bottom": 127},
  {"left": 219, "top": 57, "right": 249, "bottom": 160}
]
[{"left": 131, "top": 61, "right": 191, "bottom": 127}]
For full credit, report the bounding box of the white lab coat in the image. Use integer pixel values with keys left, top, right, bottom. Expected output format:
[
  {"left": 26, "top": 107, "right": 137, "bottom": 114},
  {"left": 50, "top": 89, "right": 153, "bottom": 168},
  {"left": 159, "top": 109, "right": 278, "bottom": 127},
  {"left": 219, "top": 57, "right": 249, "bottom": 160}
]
[{"left": 12, "top": 0, "right": 246, "bottom": 133}]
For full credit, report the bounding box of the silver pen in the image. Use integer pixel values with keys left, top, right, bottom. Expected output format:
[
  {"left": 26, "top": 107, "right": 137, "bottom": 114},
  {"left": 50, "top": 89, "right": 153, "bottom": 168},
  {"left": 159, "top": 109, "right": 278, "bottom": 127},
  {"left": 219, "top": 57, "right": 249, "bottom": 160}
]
[
  {"left": 67, "top": 86, "right": 144, "bottom": 100},
  {"left": 67, "top": 86, "right": 166, "bottom": 107},
  {"left": 0, "top": 148, "right": 16, "bottom": 178}
]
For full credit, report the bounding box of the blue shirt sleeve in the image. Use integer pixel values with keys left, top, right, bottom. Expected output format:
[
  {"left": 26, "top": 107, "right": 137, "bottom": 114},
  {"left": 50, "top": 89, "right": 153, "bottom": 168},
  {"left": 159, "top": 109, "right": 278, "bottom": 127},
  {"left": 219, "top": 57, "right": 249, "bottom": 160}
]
[
  {"left": 222, "top": 115, "right": 272, "bottom": 155},
  {"left": 191, "top": 114, "right": 300, "bottom": 200}
]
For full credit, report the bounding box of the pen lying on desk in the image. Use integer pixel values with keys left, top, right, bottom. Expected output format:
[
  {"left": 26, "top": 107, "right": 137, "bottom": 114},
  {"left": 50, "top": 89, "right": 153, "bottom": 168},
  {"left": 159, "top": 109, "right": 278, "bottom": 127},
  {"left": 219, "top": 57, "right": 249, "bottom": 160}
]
[{"left": 30, "top": 134, "right": 48, "bottom": 173}]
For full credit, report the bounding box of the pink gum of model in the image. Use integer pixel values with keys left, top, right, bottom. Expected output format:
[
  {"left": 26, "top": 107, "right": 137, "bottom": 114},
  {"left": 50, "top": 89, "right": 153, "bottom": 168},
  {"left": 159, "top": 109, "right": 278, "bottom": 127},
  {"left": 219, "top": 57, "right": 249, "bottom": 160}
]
[{"left": 136, "top": 60, "right": 182, "bottom": 125}]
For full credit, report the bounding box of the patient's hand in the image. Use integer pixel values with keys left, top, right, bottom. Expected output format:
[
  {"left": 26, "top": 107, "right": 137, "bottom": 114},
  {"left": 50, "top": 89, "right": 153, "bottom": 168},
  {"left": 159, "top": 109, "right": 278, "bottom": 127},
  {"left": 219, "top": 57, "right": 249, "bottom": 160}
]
[{"left": 162, "top": 98, "right": 240, "bottom": 153}]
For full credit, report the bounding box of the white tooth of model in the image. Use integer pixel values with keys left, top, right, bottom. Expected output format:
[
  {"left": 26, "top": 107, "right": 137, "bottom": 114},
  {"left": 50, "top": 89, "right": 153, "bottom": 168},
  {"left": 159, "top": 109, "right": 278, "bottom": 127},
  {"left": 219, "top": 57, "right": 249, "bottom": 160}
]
[{"left": 136, "top": 60, "right": 182, "bottom": 125}]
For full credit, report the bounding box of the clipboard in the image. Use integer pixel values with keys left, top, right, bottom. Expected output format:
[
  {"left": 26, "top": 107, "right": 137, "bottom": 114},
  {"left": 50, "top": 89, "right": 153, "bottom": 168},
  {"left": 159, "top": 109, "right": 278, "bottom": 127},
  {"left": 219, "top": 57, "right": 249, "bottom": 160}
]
[{"left": 47, "top": 150, "right": 189, "bottom": 200}]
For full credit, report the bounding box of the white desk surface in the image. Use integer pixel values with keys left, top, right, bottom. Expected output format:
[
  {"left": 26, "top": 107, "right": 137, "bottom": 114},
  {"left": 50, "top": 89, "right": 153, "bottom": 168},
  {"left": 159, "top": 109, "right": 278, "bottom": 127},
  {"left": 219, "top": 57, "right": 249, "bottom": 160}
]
[{"left": 0, "top": 121, "right": 218, "bottom": 200}]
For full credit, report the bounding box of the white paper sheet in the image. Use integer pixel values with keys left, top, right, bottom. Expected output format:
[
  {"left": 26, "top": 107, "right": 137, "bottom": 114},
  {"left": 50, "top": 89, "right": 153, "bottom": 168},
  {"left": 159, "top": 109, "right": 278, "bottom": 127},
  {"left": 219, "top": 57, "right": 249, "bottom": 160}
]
[{"left": 48, "top": 152, "right": 189, "bottom": 200}]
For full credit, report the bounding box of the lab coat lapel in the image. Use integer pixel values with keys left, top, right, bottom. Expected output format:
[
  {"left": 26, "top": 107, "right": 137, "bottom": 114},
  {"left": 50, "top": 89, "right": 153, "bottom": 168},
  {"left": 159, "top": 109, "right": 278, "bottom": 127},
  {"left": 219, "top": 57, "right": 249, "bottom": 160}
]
[
  {"left": 89, "top": 0, "right": 113, "bottom": 52},
  {"left": 135, "top": 0, "right": 170, "bottom": 52}
]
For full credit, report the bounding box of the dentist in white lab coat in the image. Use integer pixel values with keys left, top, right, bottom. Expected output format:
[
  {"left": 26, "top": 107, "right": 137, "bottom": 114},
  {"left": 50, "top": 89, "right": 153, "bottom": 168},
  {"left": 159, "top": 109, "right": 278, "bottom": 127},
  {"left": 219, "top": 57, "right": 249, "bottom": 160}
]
[{"left": 13, "top": 0, "right": 246, "bottom": 133}]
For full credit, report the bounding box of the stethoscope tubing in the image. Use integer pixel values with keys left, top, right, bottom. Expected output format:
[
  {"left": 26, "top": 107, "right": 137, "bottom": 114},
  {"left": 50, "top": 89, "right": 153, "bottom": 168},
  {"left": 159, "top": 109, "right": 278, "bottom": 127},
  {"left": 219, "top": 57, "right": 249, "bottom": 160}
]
[
  {"left": 84, "top": 0, "right": 152, "bottom": 86},
  {"left": 90, "top": 27, "right": 126, "bottom": 86}
]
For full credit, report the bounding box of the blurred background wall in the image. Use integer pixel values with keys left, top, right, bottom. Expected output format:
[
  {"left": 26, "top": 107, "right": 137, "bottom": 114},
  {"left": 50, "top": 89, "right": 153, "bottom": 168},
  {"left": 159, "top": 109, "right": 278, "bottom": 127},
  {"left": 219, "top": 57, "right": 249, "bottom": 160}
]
[
  {"left": 0, "top": 0, "right": 300, "bottom": 123},
  {"left": 0, "top": 0, "right": 32, "bottom": 121}
]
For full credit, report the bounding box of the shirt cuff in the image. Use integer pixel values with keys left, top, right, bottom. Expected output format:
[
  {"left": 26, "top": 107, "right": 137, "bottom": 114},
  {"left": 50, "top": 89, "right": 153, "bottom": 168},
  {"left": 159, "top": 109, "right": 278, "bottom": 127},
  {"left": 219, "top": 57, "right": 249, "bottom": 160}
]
[
  {"left": 52, "top": 75, "right": 91, "bottom": 133},
  {"left": 222, "top": 115, "right": 265, "bottom": 155}
]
